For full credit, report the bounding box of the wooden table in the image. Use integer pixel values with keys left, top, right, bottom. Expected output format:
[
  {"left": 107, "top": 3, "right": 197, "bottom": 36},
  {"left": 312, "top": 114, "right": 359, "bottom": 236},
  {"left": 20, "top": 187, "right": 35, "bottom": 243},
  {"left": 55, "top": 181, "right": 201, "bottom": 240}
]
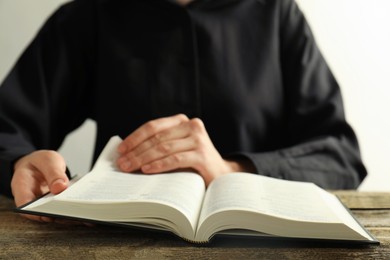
[{"left": 1, "top": 191, "right": 390, "bottom": 259}]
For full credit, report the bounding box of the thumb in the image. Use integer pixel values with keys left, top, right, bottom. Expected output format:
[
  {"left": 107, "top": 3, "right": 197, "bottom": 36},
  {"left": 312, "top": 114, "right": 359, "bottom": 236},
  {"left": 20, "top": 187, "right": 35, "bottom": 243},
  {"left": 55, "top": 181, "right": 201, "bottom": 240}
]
[
  {"left": 34, "top": 150, "right": 70, "bottom": 194},
  {"left": 50, "top": 178, "right": 68, "bottom": 194}
]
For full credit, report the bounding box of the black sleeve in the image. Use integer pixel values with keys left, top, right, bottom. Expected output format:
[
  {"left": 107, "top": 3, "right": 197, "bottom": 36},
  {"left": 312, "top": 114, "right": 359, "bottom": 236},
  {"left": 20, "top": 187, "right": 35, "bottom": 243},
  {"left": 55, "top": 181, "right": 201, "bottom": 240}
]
[
  {"left": 241, "top": 0, "right": 366, "bottom": 189},
  {"left": 0, "top": 0, "right": 96, "bottom": 197}
]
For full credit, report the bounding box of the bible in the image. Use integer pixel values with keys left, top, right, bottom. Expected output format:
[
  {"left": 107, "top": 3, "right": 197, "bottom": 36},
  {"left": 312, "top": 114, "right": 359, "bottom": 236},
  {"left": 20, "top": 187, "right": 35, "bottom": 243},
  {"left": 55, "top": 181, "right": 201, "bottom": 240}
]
[{"left": 16, "top": 136, "right": 378, "bottom": 244}]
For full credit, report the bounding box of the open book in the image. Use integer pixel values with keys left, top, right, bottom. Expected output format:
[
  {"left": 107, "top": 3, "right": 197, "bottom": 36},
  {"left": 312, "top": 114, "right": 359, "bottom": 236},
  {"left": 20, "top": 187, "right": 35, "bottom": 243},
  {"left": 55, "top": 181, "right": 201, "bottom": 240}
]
[{"left": 17, "top": 136, "right": 378, "bottom": 244}]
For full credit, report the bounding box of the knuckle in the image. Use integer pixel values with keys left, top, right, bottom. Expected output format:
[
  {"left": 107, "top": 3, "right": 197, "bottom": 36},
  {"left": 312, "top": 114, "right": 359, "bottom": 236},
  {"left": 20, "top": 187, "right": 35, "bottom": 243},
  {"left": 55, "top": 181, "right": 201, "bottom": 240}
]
[
  {"left": 157, "top": 143, "right": 170, "bottom": 154},
  {"left": 131, "top": 158, "right": 142, "bottom": 169},
  {"left": 190, "top": 118, "right": 205, "bottom": 131},
  {"left": 171, "top": 153, "right": 183, "bottom": 164},
  {"left": 144, "top": 121, "right": 159, "bottom": 134},
  {"left": 123, "top": 139, "right": 136, "bottom": 150},
  {"left": 153, "top": 133, "right": 164, "bottom": 143},
  {"left": 39, "top": 150, "right": 59, "bottom": 160},
  {"left": 176, "top": 113, "right": 189, "bottom": 122}
]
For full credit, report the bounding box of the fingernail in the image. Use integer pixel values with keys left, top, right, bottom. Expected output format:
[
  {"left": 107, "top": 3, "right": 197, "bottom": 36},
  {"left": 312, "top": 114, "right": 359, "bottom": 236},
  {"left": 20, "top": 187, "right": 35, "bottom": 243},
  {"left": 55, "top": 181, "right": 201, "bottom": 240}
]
[
  {"left": 52, "top": 179, "right": 66, "bottom": 186},
  {"left": 117, "top": 156, "right": 126, "bottom": 164},
  {"left": 51, "top": 179, "right": 67, "bottom": 194},
  {"left": 121, "top": 161, "right": 132, "bottom": 171},
  {"left": 142, "top": 164, "right": 151, "bottom": 172}
]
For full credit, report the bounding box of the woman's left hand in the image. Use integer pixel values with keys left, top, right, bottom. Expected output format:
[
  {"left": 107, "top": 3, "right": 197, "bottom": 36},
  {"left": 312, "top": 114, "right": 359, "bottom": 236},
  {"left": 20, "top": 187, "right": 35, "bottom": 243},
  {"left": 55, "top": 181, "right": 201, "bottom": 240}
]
[{"left": 117, "top": 114, "right": 254, "bottom": 186}]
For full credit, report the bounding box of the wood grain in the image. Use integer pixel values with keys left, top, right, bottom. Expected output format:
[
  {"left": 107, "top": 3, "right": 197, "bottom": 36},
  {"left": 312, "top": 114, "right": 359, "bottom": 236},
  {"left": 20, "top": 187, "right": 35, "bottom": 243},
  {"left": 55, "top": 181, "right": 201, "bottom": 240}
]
[
  {"left": 1, "top": 192, "right": 389, "bottom": 259},
  {"left": 333, "top": 191, "right": 390, "bottom": 209}
]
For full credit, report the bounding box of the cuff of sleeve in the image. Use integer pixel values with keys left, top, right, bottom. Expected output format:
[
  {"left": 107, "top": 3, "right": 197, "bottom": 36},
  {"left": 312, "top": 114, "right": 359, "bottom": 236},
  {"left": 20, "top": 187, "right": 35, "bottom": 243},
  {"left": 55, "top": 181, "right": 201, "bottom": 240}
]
[{"left": 227, "top": 151, "right": 289, "bottom": 179}]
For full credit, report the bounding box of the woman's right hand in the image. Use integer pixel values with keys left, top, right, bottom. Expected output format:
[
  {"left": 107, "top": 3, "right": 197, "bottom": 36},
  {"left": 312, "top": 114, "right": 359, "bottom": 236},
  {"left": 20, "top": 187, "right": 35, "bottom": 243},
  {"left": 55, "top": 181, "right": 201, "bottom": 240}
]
[{"left": 11, "top": 150, "right": 69, "bottom": 222}]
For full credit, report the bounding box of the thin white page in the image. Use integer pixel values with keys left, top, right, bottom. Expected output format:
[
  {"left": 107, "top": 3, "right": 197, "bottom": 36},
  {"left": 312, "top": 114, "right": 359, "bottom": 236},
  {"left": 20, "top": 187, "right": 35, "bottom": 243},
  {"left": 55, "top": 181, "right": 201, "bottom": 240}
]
[
  {"left": 27, "top": 136, "right": 206, "bottom": 227},
  {"left": 199, "top": 172, "right": 341, "bottom": 224}
]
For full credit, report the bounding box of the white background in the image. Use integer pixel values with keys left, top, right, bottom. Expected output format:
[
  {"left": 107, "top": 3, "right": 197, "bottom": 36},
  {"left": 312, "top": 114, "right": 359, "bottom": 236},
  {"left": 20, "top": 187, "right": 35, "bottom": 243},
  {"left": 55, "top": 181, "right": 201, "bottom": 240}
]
[{"left": 0, "top": 0, "right": 389, "bottom": 190}]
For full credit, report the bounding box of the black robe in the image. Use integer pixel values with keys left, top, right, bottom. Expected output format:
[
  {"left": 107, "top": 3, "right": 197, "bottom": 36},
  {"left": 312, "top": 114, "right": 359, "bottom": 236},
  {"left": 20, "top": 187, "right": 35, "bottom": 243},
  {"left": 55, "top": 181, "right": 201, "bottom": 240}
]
[{"left": 0, "top": 0, "right": 366, "bottom": 197}]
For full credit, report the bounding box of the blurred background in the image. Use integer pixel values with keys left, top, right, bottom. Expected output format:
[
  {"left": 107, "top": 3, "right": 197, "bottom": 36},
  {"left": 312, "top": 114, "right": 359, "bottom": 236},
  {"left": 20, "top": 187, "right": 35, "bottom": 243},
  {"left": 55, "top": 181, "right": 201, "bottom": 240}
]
[{"left": 0, "top": 0, "right": 389, "bottom": 190}]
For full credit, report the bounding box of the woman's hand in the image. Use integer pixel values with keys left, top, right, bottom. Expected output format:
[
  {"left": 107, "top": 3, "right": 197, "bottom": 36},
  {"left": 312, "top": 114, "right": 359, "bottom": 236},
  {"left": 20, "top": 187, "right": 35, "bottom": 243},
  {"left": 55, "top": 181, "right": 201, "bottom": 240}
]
[
  {"left": 11, "top": 150, "right": 69, "bottom": 222},
  {"left": 117, "top": 114, "right": 254, "bottom": 186}
]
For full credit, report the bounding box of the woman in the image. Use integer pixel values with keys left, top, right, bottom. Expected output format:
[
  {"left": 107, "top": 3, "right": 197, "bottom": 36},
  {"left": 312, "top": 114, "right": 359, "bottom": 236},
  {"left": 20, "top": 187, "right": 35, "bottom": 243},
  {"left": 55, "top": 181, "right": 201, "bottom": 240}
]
[{"left": 0, "top": 0, "right": 366, "bottom": 222}]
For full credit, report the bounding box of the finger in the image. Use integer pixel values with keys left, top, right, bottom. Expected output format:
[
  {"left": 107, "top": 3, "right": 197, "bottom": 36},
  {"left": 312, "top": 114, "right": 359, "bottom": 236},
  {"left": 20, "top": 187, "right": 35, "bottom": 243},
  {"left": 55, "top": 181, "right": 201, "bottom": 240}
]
[
  {"left": 17, "top": 213, "right": 52, "bottom": 223},
  {"left": 127, "top": 120, "right": 192, "bottom": 157},
  {"left": 12, "top": 151, "right": 69, "bottom": 223},
  {"left": 142, "top": 151, "right": 217, "bottom": 185},
  {"left": 12, "top": 173, "right": 54, "bottom": 222},
  {"left": 117, "top": 114, "right": 189, "bottom": 153},
  {"left": 117, "top": 122, "right": 191, "bottom": 171},
  {"left": 12, "top": 167, "right": 56, "bottom": 222},
  {"left": 141, "top": 151, "right": 199, "bottom": 174},
  {"left": 53, "top": 218, "right": 92, "bottom": 226},
  {"left": 120, "top": 137, "right": 197, "bottom": 172},
  {"left": 12, "top": 167, "right": 46, "bottom": 207}
]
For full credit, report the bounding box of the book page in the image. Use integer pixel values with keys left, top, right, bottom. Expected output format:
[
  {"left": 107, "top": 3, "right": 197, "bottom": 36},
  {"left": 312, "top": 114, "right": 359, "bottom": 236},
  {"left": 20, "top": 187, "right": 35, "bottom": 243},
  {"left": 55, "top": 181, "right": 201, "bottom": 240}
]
[
  {"left": 58, "top": 171, "right": 204, "bottom": 221},
  {"left": 53, "top": 136, "right": 206, "bottom": 229},
  {"left": 198, "top": 173, "right": 341, "bottom": 225},
  {"left": 318, "top": 188, "right": 374, "bottom": 240}
]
